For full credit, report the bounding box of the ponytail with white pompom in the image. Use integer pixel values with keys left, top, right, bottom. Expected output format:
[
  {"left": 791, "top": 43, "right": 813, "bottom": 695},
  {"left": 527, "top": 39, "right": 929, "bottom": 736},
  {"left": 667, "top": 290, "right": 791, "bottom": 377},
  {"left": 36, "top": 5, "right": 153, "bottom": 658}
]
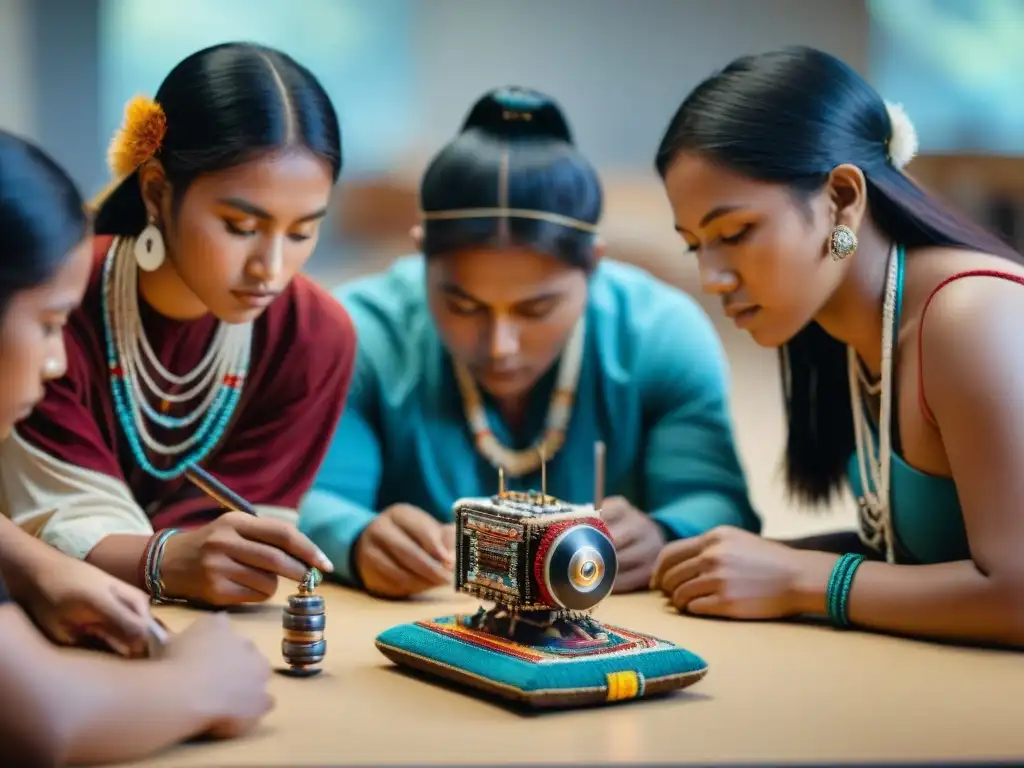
[{"left": 884, "top": 101, "right": 918, "bottom": 170}]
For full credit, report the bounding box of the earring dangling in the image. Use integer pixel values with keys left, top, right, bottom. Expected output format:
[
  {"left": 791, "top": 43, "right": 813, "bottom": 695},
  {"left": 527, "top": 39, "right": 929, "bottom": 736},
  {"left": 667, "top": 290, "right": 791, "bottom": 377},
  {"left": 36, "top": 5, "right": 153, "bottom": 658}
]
[
  {"left": 829, "top": 224, "right": 858, "bottom": 261},
  {"left": 134, "top": 216, "right": 166, "bottom": 272}
]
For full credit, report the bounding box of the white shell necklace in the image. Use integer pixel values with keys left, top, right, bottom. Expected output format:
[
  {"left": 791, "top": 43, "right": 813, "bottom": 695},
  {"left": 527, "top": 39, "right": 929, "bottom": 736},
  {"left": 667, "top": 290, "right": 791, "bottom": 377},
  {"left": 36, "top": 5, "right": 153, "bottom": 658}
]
[
  {"left": 848, "top": 242, "right": 902, "bottom": 564},
  {"left": 103, "top": 236, "right": 252, "bottom": 460}
]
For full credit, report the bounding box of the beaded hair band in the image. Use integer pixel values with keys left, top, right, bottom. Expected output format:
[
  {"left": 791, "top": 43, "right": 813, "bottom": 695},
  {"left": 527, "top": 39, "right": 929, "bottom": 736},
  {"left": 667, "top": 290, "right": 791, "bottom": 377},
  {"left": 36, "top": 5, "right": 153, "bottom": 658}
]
[{"left": 90, "top": 95, "right": 167, "bottom": 209}]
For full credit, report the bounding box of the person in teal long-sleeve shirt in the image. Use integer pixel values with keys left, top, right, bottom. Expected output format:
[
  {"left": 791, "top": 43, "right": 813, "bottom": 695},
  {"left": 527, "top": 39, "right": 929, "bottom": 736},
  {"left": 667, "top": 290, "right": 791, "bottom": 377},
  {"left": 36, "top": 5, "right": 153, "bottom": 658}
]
[{"left": 299, "top": 86, "right": 760, "bottom": 598}]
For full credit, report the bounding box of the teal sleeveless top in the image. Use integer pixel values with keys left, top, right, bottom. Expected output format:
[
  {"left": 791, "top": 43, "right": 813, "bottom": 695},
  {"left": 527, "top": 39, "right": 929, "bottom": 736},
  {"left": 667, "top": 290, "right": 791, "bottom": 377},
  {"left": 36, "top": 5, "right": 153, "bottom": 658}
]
[{"left": 846, "top": 245, "right": 967, "bottom": 565}]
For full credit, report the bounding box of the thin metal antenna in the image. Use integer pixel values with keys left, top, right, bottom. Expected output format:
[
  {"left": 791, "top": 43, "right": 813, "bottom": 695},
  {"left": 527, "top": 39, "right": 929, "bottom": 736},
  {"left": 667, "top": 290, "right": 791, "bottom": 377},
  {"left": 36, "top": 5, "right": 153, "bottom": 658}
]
[
  {"left": 498, "top": 466, "right": 505, "bottom": 496},
  {"left": 593, "top": 440, "right": 605, "bottom": 513},
  {"left": 539, "top": 447, "right": 547, "bottom": 500}
]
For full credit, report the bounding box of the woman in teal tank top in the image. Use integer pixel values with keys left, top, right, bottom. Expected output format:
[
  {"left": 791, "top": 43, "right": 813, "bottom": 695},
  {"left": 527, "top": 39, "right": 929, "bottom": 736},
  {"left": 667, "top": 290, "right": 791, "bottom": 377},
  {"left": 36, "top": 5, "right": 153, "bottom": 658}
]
[
  {"left": 648, "top": 46, "right": 1024, "bottom": 649},
  {"left": 300, "top": 88, "right": 760, "bottom": 599}
]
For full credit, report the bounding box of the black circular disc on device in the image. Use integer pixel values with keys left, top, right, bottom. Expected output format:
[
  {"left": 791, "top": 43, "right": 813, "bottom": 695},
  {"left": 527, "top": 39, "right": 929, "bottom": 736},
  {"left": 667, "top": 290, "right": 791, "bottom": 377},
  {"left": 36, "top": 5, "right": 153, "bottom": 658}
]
[{"left": 541, "top": 524, "right": 617, "bottom": 611}]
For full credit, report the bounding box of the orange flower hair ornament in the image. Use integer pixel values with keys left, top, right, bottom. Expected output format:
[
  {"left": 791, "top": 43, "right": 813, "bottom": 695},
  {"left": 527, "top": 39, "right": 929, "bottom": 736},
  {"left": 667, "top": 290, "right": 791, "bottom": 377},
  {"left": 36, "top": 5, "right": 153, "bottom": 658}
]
[
  {"left": 107, "top": 95, "right": 167, "bottom": 178},
  {"left": 90, "top": 95, "right": 169, "bottom": 272},
  {"left": 89, "top": 95, "right": 166, "bottom": 214}
]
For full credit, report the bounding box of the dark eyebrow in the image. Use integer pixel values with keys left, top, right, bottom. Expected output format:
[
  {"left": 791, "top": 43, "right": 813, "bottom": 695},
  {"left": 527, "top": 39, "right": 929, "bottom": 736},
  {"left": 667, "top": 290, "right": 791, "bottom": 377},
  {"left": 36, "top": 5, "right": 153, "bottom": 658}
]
[
  {"left": 675, "top": 204, "right": 745, "bottom": 234},
  {"left": 440, "top": 283, "right": 482, "bottom": 303},
  {"left": 441, "top": 284, "right": 565, "bottom": 307},
  {"left": 217, "top": 197, "right": 328, "bottom": 224},
  {"left": 699, "top": 205, "right": 743, "bottom": 228},
  {"left": 513, "top": 292, "right": 562, "bottom": 306}
]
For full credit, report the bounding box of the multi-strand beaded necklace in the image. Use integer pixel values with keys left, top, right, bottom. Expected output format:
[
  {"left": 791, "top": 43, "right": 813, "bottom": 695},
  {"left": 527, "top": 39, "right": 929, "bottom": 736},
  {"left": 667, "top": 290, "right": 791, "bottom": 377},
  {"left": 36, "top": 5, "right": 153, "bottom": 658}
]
[
  {"left": 454, "top": 316, "right": 586, "bottom": 478},
  {"left": 848, "top": 242, "right": 903, "bottom": 564},
  {"left": 101, "top": 237, "right": 252, "bottom": 481}
]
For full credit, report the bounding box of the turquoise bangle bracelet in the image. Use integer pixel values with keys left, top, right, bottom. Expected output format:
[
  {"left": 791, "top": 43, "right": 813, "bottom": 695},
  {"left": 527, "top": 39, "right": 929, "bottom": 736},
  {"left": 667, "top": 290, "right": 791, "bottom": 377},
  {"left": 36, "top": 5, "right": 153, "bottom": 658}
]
[{"left": 826, "top": 552, "right": 866, "bottom": 628}]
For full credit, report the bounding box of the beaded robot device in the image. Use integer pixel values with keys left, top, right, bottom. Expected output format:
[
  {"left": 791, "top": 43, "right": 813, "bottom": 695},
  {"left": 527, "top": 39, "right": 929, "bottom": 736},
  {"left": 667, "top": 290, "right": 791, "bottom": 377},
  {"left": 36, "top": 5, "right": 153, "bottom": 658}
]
[{"left": 376, "top": 443, "right": 709, "bottom": 709}]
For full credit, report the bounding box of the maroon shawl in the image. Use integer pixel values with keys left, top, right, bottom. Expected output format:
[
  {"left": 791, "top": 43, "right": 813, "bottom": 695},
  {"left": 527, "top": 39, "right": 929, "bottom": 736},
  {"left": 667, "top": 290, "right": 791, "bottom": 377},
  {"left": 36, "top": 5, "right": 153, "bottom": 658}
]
[{"left": 16, "top": 236, "right": 357, "bottom": 530}]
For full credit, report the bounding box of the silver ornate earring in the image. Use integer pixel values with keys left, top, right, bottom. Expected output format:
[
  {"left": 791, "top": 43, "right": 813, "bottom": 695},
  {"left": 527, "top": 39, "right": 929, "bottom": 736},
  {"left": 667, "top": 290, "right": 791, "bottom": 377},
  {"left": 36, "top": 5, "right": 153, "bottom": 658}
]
[
  {"left": 829, "top": 224, "right": 858, "bottom": 261},
  {"left": 134, "top": 215, "right": 166, "bottom": 272}
]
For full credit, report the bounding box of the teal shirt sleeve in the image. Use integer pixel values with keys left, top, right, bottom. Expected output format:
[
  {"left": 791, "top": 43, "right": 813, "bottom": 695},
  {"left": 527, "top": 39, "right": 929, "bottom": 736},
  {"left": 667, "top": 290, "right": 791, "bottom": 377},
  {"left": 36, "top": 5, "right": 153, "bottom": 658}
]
[
  {"left": 298, "top": 349, "right": 382, "bottom": 585},
  {"left": 637, "top": 291, "right": 761, "bottom": 540}
]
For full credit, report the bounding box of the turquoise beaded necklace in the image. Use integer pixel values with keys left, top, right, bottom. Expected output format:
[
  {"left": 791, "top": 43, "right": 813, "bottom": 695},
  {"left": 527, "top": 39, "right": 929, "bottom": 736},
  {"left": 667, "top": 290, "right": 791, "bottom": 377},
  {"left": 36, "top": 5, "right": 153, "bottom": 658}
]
[{"left": 100, "top": 238, "right": 251, "bottom": 481}]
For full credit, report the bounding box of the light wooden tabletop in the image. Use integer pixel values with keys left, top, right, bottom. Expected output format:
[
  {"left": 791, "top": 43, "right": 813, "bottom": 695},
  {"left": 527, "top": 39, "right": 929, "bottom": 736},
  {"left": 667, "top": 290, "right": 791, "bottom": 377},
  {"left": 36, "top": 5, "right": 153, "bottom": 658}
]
[{"left": 129, "top": 582, "right": 1021, "bottom": 766}]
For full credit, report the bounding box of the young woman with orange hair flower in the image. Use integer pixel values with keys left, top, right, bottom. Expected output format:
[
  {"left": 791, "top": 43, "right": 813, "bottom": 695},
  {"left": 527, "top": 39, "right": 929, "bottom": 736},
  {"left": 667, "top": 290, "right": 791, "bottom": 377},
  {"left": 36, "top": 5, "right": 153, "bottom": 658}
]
[{"left": 0, "top": 42, "right": 352, "bottom": 608}]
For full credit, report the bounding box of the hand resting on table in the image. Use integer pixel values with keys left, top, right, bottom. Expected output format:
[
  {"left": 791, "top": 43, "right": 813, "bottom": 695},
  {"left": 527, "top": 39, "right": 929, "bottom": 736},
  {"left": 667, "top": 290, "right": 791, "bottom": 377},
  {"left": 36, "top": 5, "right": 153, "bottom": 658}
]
[{"left": 354, "top": 504, "right": 454, "bottom": 599}]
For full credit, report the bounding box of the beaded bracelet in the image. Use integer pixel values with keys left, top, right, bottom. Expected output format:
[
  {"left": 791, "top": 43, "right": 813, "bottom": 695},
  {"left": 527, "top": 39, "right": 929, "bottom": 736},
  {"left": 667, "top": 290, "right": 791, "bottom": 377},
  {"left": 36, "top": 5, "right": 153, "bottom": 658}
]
[
  {"left": 825, "top": 552, "right": 866, "bottom": 628},
  {"left": 137, "top": 532, "right": 162, "bottom": 591}
]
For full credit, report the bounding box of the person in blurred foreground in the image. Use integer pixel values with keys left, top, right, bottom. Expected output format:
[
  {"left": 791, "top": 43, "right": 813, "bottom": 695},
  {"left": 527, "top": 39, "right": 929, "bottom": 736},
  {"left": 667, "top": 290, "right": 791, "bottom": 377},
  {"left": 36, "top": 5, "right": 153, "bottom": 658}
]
[{"left": 0, "top": 128, "right": 273, "bottom": 767}]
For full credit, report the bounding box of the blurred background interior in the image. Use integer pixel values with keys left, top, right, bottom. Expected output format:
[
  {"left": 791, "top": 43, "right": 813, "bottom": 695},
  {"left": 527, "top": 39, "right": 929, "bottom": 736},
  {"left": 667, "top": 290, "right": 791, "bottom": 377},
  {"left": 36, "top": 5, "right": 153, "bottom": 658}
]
[{"left": 2, "top": 0, "right": 1021, "bottom": 538}]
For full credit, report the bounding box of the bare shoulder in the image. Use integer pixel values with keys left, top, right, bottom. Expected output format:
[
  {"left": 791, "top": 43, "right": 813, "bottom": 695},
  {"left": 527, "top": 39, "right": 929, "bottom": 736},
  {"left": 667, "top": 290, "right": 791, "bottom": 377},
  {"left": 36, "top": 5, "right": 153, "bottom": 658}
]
[
  {"left": 907, "top": 246, "right": 1024, "bottom": 326},
  {"left": 907, "top": 244, "right": 1024, "bottom": 287},
  {"left": 911, "top": 247, "right": 1024, "bottom": 396}
]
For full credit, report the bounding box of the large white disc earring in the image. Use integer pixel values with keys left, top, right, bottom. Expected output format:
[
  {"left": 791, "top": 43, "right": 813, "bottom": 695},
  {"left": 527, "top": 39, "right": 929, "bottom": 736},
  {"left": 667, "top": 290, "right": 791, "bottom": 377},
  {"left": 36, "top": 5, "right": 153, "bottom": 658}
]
[{"left": 134, "top": 217, "right": 166, "bottom": 272}]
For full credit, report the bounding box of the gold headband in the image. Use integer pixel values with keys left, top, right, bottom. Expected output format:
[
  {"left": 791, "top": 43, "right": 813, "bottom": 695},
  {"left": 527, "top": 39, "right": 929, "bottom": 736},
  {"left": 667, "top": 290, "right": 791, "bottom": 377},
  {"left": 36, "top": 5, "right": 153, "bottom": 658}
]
[
  {"left": 420, "top": 144, "right": 598, "bottom": 236},
  {"left": 419, "top": 207, "right": 599, "bottom": 234}
]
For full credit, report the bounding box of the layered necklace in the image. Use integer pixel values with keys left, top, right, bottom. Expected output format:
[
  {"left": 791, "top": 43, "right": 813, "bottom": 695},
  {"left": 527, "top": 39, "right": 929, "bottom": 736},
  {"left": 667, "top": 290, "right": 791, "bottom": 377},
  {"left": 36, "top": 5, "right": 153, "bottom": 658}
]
[
  {"left": 101, "top": 237, "right": 252, "bottom": 481},
  {"left": 847, "top": 242, "right": 903, "bottom": 564},
  {"left": 455, "top": 316, "right": 586, "bottom": 477}
]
